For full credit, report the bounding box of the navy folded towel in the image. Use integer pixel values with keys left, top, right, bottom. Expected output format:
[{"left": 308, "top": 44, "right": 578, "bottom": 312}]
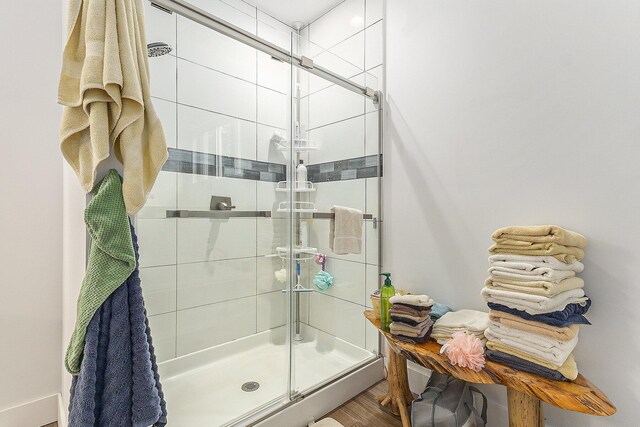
[
  {"left": 487, "top": 299, "right": 591, "bottom": 327},
  {"left": 69, "top": 224, "right": 167, "bottom": 427},
  {"left": 486, "top": 349, "right": 568, "bottom": 382}
]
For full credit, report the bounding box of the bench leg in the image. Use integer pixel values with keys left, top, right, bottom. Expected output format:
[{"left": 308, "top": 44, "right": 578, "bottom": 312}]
[
  {"left": 507, "top": 388, "right": 544, "bottom": 427},
  {"left": 376, "top": 348, "right": 413, "bottom": 427}
]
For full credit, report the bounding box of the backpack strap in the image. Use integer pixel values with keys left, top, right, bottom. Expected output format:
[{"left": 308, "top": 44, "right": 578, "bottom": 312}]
[
  {"left": 429, "top": 376, "right": 456, "bottom": 425},
  {"left": 466, "top": 386, "right": 488, "bottom": 425}
]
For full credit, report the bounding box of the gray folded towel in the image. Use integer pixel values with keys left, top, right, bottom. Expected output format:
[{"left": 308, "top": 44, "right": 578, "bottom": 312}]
[{"left": 390, "top": 318, "right": 434, "bottom": 337}]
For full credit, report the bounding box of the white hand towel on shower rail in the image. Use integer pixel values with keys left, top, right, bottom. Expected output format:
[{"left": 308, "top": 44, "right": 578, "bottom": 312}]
[{"left": 329, "top": 206, "right": 363, "bottom": 255}]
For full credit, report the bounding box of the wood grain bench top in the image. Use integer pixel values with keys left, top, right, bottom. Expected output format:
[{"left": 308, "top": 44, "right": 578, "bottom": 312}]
[{"left": 364, "top": 310, "right": 616, "bottom": 417}]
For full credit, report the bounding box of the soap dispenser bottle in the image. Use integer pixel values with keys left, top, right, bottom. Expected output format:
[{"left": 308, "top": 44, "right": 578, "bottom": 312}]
[{"left": 379, "top": 273, "right": 395, "bottom": 332}]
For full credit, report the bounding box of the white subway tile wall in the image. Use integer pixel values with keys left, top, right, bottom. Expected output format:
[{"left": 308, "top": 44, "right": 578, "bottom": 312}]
[
  {"left": 143, "top": 0, "right": 278, "bottom": 359},
  {"left": 141, "top": 0, "right": 383, "bottom": 361},
  {"left": 177, "top": 103, "right": 257, "bottom": 160}
]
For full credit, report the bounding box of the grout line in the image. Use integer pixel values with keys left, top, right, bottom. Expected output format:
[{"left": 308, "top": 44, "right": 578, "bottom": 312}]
[
  {"left": 175, "top": 293, "right": 258, "bottom": 313},
  {"left": 303, "top": 0, "right": 347, "bottom": 30},
  {"left": 141, "top": 255, "right": 259, "bottom": 269},
  {"left": 173, "top": 100, "right": 288, "bottom": 131},
  {"left": 177, "top": 56, "right": 290, "bottom": 96},
  {"left": 306, "top": 113, "right": 368, "bottom": 132},
  {"left": 312, "top": 291, "right": 368, "bottom": 309},
  {"left": 252, "top": 2, "right": 297, "bottom": 32}
]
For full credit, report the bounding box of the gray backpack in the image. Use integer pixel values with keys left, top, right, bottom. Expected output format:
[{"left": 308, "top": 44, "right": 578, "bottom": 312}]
[{"left": 411, "top": 372, "right": 488, "bottom": 427}]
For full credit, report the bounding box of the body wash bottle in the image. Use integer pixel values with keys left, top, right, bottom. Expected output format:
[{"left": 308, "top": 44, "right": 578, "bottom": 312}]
[
  {"left": 379, "top": 273, "right": 395, "bottom": 332},
  {"left": 296, "top": 159, "right": 307, "bottom": 189}
]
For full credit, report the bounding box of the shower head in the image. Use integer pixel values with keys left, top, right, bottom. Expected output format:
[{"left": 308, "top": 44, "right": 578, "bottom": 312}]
[{"left": 147, "top": 42, "right": 172, "bottom": 57}]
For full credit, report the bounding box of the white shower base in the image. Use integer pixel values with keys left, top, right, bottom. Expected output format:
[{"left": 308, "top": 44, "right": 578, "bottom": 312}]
[{"left": 158, "top": 324, "right": 375, "bottom": 427}]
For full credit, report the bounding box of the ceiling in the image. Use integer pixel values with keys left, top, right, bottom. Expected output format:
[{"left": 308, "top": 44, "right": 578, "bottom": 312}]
[{"left": 245, "top": 0, "right": 344, "bottom": 27}]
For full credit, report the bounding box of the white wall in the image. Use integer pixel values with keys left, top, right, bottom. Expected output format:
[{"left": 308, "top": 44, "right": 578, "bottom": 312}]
[
  {"left": 385, "top": 1, "right": 640, "bottom": 425},
  {"left": 0, "top": 0, "right": 64, "bottom": 422}
]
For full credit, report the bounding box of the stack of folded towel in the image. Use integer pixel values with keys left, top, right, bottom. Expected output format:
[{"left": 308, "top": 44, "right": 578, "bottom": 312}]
[
  {"left": 389, "top": 295, "right": 434, "bottom": 344},
  {"left": 482, "top": 225, "right": 591, "bottom": 381},
  {"left": 431, "top": 309, "right": 490, "bottom": 346}
]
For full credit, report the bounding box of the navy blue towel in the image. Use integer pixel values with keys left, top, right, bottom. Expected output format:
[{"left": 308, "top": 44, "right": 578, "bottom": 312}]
[
  {"left": 69, "top": 224, "right": 167, "bottom": 427},
  {"left": 487, "top": 299, "right": 591, "bottom": 327},
  {"left": 486, "top": 349, "right": 568, "bottom": 382}
]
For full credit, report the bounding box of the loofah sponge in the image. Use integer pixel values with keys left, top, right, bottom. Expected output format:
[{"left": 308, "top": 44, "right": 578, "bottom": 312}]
[{"left": 440, "top": 331, "right": 486, "bottom": 372}]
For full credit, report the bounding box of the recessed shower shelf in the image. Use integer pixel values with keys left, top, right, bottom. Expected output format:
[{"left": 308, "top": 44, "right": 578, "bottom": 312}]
[
  {"left": 277, "top": 201, "right": 317, "bottom": 213},
  {"left": 275, "top": 181, "right": 316, "bottom": 193},
  {"left": 276, "top": 139, "right": 318, "bottom": 152}
]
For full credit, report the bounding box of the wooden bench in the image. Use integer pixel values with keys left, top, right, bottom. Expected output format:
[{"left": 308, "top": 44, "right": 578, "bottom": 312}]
[{"left": 364, "top": 310, "right": 615, "bottom": 427}]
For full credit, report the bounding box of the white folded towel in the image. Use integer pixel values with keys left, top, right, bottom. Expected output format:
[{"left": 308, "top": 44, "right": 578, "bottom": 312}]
[
  {"left": 389, "top": 294, "right": 434, "bottom": 307},
  {"left": 485, "top": 324, "right": 577, "bottom": 366},
  {"left": 436, "top": 337, "right": 487, "bottom": 346},
  {"left": 432, "top": 310, "right": 490, "bottom": 333},
  {"left": 481, "top": 287, "right": 588, "bottom": 315},
  {"left": 329, "top": 206, "right": 363, "bottom": 255},
  {"left": 488, "top": 254, "right": 584, "bottom": 272},
  {"left": 488, "top": 265, "right": 576, "bottom": 282}
]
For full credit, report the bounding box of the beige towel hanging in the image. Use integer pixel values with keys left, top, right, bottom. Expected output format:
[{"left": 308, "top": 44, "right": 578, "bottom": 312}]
[
  {"left": 329, "top": 206, "right": 363, "bottom": 255},
  {"left": 58, "top": 0, "right": 168, "bottom": 214}
]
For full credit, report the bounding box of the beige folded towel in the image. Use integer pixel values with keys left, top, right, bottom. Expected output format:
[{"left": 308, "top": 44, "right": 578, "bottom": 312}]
[
  {"left": 492, "top": 225, "right": 588, "bottom": 248},
  {"left": 485, "top": 276, "right": 584, "bottom": 297},
  {"left": 489, "top": 242, "right": 585, "bottom": 263},
  {"left": 59, "top": 0, "right": 168, "bottom": 214},
  {"left": 489, "top": 310, "right": 579, "bottom": 342},
  {"left": 486, "top": 341, "right": 578, "bottom": 380},
  {"left": 329, "top": 206, "right": 363, "bottom": 255},
  {"left": 390, "top": 318, "right": 433, "bottom": 337}
]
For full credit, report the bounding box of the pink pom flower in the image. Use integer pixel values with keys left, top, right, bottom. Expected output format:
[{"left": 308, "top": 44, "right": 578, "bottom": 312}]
[{"left": 440, "top": 331, "right": 486, "bottom": 372}]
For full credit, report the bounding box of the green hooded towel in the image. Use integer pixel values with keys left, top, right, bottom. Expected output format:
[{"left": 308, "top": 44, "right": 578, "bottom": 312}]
[{"left": 65, "top": 169, "right": 136, "bottom": 374}]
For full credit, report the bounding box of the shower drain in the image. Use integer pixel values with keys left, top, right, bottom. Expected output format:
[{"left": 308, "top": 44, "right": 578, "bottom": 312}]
[{"left": 241, "top": 381, "right": 260, "bottom": 392}]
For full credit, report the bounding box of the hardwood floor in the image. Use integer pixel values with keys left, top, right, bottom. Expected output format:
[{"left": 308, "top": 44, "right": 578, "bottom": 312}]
[{"left": 320, "top": 380, "right": 404, "bottom": 427}]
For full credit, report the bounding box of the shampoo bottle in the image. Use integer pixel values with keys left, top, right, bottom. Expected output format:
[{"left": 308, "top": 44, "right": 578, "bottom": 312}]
[
  {"left": 379, "top": 273, "right": 395, "bottom": 332},
  {"left": 296, "top": 159, "right": 307, "bottom": 189}
]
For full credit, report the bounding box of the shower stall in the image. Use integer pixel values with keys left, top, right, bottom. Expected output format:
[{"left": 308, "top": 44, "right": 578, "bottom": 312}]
[{"left": 137, "top": 0, "right": 384, "bottom": 424}]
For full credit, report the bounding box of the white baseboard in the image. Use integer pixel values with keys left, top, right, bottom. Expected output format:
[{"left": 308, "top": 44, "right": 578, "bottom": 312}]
[
  {"left": 57, "top": 393, "right": 67, "bottom": 427},
  {"left": 0, "top": 394, "right": 58, "bottom": 427}
]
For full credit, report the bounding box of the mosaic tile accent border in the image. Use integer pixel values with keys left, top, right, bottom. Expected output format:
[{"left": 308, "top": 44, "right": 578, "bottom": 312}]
[
  {"left": 163, "top": 149, "right": 383, "bottom": 183},
  {"left": 307, "top": 154, "right": 383, "bottom": 182},
  {"left": 163, "top": 148, "right": 286, "bottom": 182}
]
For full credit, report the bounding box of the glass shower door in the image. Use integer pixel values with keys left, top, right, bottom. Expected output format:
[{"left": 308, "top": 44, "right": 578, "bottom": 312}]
[{"left": 286, "top": 31, "right": 382, "bottom": 397}]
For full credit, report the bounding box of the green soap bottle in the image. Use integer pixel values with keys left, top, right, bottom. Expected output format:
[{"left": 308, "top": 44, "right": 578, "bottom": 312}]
[{"left": 379, "top": 273, "right": 395, "bottom": 332}]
